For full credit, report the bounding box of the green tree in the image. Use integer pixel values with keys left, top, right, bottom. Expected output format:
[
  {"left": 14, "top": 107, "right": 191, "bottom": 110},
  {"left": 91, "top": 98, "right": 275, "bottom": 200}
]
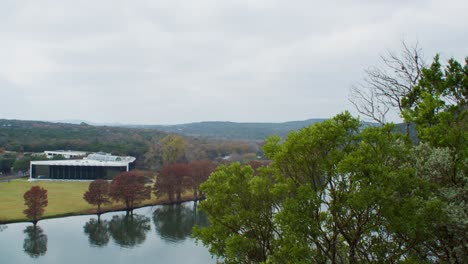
[
  {"left": 0, "top": 153, "right": 15, "bottom": 173},
  {"left": 403, "top": 55, "right": 467, "bottom": 169},
  {"left": 402, "top": 55, "right": 468, "bottom": 263},
  {"left": 265, "top": 112, "right": 361, "bottom": 263},
  {"left": 193, "top": 163, "right": 280, "bottom": 263},
  {"left": 195, "top": 112, "right": 448, "bottom": 263},
  {"left": 160, "top": 135, "right": 188, "bottom": 165},
  {"left": 13, "top": 154, "right": 48, "bottom": 173}
]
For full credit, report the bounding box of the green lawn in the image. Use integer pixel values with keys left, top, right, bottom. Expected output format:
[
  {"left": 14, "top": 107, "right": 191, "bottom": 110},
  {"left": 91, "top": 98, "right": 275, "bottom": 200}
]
[{"left": 0, "top": 178, "right": 190, "bottom": 223}]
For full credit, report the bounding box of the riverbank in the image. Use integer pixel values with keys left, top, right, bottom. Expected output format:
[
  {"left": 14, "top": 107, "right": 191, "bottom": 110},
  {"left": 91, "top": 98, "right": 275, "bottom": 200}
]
[{"left": 0, "top": 178, "right": 196, "bottom": 224}]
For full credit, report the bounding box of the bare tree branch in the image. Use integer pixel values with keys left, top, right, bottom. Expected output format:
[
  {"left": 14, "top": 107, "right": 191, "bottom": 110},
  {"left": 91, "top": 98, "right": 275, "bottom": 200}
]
[
  {"left": 349, "top": 84, "right": 389, "bottom": 124},
  {"left": 349, "top": 41, "right": 426, "bottom": 133}
]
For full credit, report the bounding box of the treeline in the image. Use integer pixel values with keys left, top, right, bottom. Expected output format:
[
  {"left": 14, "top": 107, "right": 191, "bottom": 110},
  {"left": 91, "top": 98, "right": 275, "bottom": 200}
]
[
  {"left": 0, "top": 120, "right": 164, "bottom": 158},
  {"left": 0, "top": 120, "right": 264, "bottom": 171},
  {"left": 128, "top": 119, "right": 327, "bottom": 140},
  {"left": 194, "top": 49, "right": 467, "bottom": 263},
  {"left": 142, "top": 135, "right": 262, "bottom": 171}
]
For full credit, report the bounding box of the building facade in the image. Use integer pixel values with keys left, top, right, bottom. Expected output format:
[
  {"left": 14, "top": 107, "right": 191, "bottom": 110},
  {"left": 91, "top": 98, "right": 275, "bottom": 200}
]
[{"left": 30, "top": 153, "right": 135, "bottom": 180}]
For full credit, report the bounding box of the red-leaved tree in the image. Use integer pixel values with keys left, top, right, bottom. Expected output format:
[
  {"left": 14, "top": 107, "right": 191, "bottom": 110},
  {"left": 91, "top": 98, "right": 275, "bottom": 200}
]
[
  {"left": 83, "top": 179, "right": 110, "bottom": 215},
  {"left": 154, "top": 163, "right": 191, "bottom": 202},
  {"left": 189, "top": 160, "right": 216, "bottom": 200},
  {"left": 23, "top": 186, "right": 48, "bottom": 226},
  {"left": 110, "top": 172, "right": 150, "bottom": 215}
]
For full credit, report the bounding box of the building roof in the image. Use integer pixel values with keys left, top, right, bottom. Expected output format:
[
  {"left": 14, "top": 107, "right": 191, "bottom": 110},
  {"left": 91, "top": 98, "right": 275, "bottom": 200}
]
[
  {"left": 44, "top": 150, "right": 87, "bottom": 155},
  {"left": 31, "top": 152, "right": 136, "bottom": 167}
]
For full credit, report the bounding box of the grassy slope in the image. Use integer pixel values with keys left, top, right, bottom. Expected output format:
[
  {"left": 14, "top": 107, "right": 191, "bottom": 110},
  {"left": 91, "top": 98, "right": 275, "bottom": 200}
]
[{"left": 0, "top": 179, "right": 191, "bottom": 223}]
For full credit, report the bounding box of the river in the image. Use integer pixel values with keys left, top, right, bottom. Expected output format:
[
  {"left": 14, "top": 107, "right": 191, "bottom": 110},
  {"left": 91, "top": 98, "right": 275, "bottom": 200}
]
[{"left": 0, "top": 202, "right": 214, "bottom": 264}]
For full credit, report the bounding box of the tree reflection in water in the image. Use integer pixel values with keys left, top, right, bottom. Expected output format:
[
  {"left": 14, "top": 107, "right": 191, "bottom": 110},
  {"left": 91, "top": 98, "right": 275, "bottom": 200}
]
[
  {"left": 153, "top": 203, "right": 208, "bottom": 243},
  {"left": 23, "top": 225, "right": 47, "bottom": 258},
  {"left": 0, "top": 225, "right": 7, "bottom": 232},
  {"left": 108, "top": 214, "right": 151, "bottom": 248},
  {"left": 83, "top": 218, "right": 110, "bottom": 247}
]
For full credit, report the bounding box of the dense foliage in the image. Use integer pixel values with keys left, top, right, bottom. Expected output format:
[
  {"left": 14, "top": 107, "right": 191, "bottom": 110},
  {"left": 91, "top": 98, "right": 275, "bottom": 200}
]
[
  {"left": 130, "top": 119, "right": 326, "bottom": 140},
  {"left": 83, "top": 179, "right": 111, "bottom": 214},
  {"left": 109, "top": 172, "right": 151, "bottom": 214},
  {"left": 0, "top": 120, "right": 166, "bottom": 162},
  {"left": 154, "top": 163, "right": 192, "bottom": 202},
  {"left": 0, "top": 120, "right": 263, "bottom": 171},
  {"left": 194, "top": 55, "right": 467, "bottom": 264},
  {"left": 0, "top": 152, "right": 15, "bottom": 173},
  {"left": 153, "top": 160, "right": 217, "bottom": 202}
]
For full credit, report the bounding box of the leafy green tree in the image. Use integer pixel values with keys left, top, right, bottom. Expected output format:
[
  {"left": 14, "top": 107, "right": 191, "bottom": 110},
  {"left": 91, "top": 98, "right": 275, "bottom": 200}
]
[
  {"left": 13, "top": 154, "right": 48, "bottom": 173},
  {"left": 160, "top": 135, "right": 188, "bottom": 165},
  {"left": 332, "top": 126, "right": 443, "bottom": 263},
  {"left": 0, "top": 153, "right": 16, "bottom": 173},
  {"left": 403, "top": 55, "right": 467, "bottom": 150},
  {"left": 195, "top": 112, "right": 449, "bottom": 263},
  {"left": 193, "top": 163, "right": 280, "bottom": 263},
  {"left": 402, "top": 55, "right": 468, "bottom": 263},
  {"left": 13, "top": 156, "right": 31, "bottom": 172},
  {"left": 265, "top": 112, "right": 361, "bottom": 263}
]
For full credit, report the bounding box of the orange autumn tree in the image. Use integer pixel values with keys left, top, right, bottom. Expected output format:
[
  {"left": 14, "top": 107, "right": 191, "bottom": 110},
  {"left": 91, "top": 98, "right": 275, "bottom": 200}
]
[
  {"left": 23, "top": 186, "right": 48, "bottom": 226},
  {"left": 154, "top": 163, "right": 191, "bottom": 202},
  {"left": 189, "top": 160, "right": 216, "bottom": 200},
  {"left": 84, "top": 179, "right": 110, "bottom": 215},
  {"left": 110, "top": 172, "right": 151, "bottom": 215}
]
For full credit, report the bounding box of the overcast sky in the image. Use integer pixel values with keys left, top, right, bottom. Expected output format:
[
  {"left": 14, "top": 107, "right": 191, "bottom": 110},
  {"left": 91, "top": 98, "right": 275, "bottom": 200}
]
[{"left": 1, "top": 0, "right": 467, "bottom": 124}]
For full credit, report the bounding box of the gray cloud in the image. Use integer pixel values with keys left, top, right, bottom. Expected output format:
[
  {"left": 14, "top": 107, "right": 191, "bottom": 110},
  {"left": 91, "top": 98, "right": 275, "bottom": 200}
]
[{"left": 0, "top": 0, "right": 467, "bottom": 124}]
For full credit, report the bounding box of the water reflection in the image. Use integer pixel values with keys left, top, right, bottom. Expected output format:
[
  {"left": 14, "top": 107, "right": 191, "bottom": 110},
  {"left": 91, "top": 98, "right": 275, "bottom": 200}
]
[
  {"left": 23, "top": 225, "right": 47, "bottom": 258},
  {"left": 83, "top": 218, "right": 110, "bottom": 247},
  {"left": 153, "top": 203, "right": 208, "bottom": 243},
  {"left": 108, "top": 214, "right": 151, "bottom": 248},
  {"left": 0, "top": 203, "right": 212, "bottom": 264}
]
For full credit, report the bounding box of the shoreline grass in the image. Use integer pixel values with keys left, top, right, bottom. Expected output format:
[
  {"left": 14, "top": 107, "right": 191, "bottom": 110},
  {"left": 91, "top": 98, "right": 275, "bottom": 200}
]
[{"left": 0, "top": 178, "right": 195, "bottom": 224}]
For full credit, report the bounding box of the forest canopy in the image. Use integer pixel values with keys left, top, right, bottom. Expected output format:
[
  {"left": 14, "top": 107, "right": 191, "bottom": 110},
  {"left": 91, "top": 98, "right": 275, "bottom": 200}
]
[{"left": 194, "top": 54, "right": 467, "bottom": 263}]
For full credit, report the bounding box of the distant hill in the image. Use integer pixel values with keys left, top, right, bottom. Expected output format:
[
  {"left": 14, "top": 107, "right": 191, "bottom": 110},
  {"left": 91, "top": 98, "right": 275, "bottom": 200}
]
[
  {"left": 45, "top": 118, "right": 385, "bottom": 141},
  {"left": 126, "top": 119, "right": 328, "bottom": 140}
]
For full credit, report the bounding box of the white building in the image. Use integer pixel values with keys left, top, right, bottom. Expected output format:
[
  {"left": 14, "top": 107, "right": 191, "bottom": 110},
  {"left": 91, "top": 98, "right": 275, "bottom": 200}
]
[
  {"left": 30, "top": 152, "right": 136, "bottom": 180},
  {"left": 44, "top": 150, "right": 87, "bottom": 159}
]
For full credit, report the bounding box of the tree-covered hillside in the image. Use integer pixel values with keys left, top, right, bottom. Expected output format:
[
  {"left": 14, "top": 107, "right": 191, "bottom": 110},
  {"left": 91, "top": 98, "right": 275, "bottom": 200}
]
[
  {"left": 128, "top": 119, "right": 327, "bottom": 140},
  {"left": 0, "top": 120, "right": 166, "bottom": 159}
]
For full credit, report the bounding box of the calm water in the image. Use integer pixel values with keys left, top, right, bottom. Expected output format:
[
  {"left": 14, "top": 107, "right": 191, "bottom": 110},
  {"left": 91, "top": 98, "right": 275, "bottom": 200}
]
[{"left": 0, "top": 202, "right": 214, "bottom": 264}]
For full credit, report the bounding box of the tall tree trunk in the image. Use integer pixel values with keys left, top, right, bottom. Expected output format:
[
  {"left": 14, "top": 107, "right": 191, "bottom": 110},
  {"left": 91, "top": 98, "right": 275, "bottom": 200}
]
[{"left": 349, "top": 242, "right": 357, "bottom": 264}]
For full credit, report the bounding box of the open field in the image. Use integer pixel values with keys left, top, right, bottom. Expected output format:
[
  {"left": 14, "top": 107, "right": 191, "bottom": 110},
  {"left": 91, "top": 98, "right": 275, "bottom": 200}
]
[{"left": 0, "top": 178, "right": 192, "bottom": 223}]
